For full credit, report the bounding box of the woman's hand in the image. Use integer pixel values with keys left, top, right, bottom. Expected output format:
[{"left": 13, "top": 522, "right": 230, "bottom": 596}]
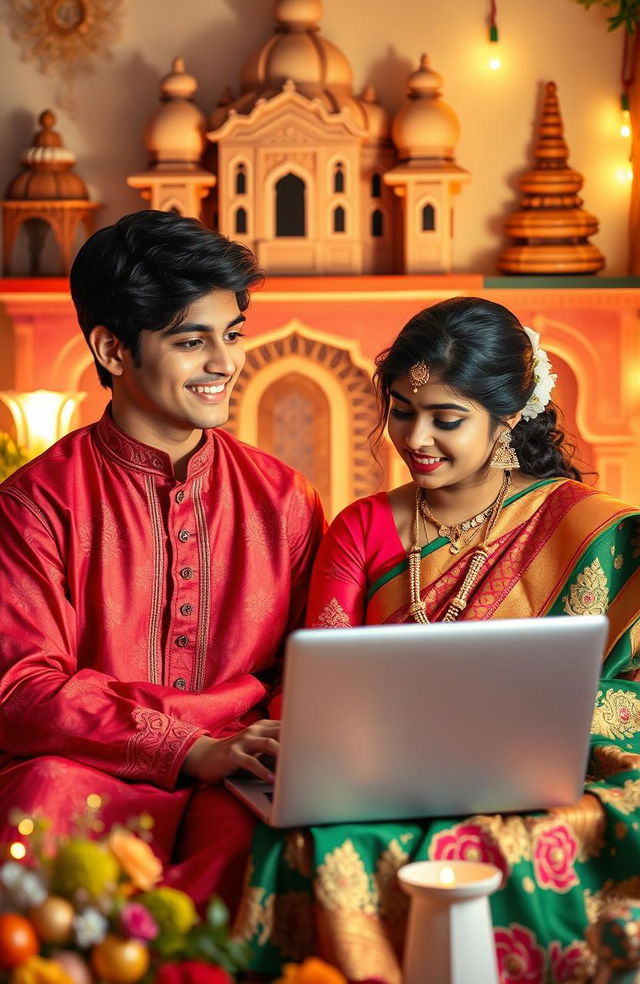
[{"left": 181, "top": 719, "right": 280, "bottom": 784}]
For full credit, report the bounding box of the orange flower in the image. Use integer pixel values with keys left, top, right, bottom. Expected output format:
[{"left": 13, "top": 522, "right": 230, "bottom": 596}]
[
  {"left": 108, "top": 830, "right": 162, "bottom": 891},
  {"left": 276, "top": 957, "right": 348, "bottom": 984}
]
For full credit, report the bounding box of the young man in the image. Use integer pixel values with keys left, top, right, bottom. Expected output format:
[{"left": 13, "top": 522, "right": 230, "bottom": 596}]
[{"left": 0, "top": 210, "right": 326, "bottom": 910}]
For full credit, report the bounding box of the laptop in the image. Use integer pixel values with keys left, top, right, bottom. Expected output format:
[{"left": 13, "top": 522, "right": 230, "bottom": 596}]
[{"left": 225, "top": 615, "right": 608, "bottom": 827}]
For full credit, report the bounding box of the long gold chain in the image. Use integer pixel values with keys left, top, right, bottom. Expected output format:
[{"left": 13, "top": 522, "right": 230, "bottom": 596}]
[{"left": 408, "top": 471, "right": 512, "bottom": 624}]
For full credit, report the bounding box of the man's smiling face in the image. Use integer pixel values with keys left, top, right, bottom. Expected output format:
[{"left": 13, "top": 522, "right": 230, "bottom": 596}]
[{"left": 112, "top": 289, "right": 247, "bottom": 444}]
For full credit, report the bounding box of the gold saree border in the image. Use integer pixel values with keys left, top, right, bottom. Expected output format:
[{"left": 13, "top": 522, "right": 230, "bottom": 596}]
[{"left": 367, "top": 481, "right": 637, "bottom": 630}]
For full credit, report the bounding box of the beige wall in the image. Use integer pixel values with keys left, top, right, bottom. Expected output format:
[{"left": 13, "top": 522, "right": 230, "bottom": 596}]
[{"left": 0, "top": 0, "right": 629, "bottom": 275}]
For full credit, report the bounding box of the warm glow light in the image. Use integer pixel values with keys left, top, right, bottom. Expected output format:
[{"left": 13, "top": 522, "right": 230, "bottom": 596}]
[
  {"left": 86, "top": 793, "right": 102, "bottom": 809},
  {"left": 615, "top": 164, "right": 634, "bottom": 183},
  {"left": 17, "top": 819, "right": 34, "bottom": 836},
  {"left": 0, "top": 390, "right": 86, "bottom": 455},
  {"left": 488, "top": 48, "right": 502, "bottom": 71},
  {"left": 621, "top": 109, "right": 631, "bottom": 138},
  {"left": 9, "top": 842, "right": 27, "bottom": 860},
  {"left": 440, "top": 865, "right": 456, "bottom": 886}
]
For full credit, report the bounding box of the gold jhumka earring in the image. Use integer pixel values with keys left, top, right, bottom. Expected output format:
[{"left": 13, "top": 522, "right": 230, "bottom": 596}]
[
  {"left": 490, "top": 429, "right": 520, "bottom": 470},
  {"left": 408, "top": 362, "right": 430, "bottom": 393}
]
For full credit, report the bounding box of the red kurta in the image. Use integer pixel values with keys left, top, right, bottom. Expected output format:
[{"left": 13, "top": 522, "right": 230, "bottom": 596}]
[{"left": 0, "top": 409, "right": 325, "bottom": 908}]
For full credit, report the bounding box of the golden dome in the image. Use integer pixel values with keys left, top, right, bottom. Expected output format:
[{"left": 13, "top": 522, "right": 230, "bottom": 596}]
[
  {"left": 359, "top": 86, "right": 391, "bottom": 141},
  {"left": 391, "top": 54, "right": 460, "bottom": 161},
  {"left": 6, "top": 110, "right": 88, "bottom": 200},
  {"left": 145, "top": 58, "right": 207, "bottom": 167},
  {"left": 213, "top": 0, "right": 368, "bottom": 128}
]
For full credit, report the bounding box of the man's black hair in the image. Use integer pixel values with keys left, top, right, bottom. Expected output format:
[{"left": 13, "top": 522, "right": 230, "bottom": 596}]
[{"left": 70, "top": 209, "right": 264, "bottom": 388}]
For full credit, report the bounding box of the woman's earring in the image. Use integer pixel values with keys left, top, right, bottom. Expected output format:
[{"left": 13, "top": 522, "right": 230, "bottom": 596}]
[{"left": 490, "top": 430, "right": 520, "bottom": 470}]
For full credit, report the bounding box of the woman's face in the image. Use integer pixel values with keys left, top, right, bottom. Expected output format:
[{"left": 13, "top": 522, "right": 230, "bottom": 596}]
[{"left": 387, "top": 371, "right": 505, "bottom": 492}]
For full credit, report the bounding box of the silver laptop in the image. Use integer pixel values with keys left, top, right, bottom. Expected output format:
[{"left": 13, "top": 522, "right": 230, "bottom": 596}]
[{"left": 225, "top": 615, "right": 607, "bottom": 827}]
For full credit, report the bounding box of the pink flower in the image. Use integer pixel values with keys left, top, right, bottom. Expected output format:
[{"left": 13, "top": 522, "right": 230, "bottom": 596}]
[
  {"left": 549, "top": 941, "right": 592, "bottom": 983},
  {"left": 430, "top": 822, "right": 508, "bottom": 881},
  {"left": 494, "top": 924, "right": 545, "bottom": 984},
  {"left": 120, "top": 902, "right": 159, "bottom": 941},
  {"left": 533, "top": 824, "right": 578, "bottom": 893}
]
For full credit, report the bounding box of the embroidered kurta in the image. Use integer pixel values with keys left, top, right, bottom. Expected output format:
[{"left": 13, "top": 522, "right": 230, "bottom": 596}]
[
  {"left": 0, "top": 409, "right": 325, "bottom": 907},
  {"left": 235, "top": 480, "right": 640, "bottom": 983}
]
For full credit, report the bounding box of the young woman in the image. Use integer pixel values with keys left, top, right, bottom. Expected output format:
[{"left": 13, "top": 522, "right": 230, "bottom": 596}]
[{"left": 235, "top": 297, "right": 640, "bottom": 984}]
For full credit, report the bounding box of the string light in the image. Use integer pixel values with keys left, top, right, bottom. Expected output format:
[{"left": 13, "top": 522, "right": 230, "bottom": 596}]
[
  {"left": 620, "top": 92, "right": 631, "bottom": 138},
  {"left": 488, "top": 0, "right": 501, "bottom": 70},
  {"left": 9, "top": 842, "right": 27, "bottom": 860}
]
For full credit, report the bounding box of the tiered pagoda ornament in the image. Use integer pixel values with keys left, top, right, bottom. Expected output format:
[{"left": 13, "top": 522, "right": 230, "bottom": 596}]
[
  {"left": 1, "top": 110, "right": 100, "bottom": 276},
  {"left": 498, "top": 81, "right": 604, "bottom": 274},
  {"left": 127, "top": 58, "right": 215, "bottom": 218},
  {"left": 128, "top": 0, "right": 469, "bottom": 275}
]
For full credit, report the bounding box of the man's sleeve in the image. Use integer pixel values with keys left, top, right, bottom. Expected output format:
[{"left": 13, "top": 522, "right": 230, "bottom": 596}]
[{"left": 0, "top": 489, "right": 205, "bottom": 790}]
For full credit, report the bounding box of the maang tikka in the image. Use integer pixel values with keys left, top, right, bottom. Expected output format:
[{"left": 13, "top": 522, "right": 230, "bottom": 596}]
[{"left": 408, "top": 362, "right": 430, "bottom": 393}]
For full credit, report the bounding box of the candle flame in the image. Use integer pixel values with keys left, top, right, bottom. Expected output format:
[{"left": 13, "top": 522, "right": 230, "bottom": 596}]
[{"left": 440, "top": 865, "right": 456, "bottom": 885}]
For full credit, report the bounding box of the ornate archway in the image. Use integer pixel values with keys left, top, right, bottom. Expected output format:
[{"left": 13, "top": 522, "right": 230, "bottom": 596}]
[{"left": 225, "top": 321, "right": 387, "bottom": 517}]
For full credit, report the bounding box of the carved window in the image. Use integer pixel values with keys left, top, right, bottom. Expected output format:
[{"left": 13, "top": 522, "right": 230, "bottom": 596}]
[
  {"left": 422, "top": 203, "right": 436, "bottom": 232},
  {"left": 276, "top": 173, "right": 306, "bottom": 237},
  {"left": 333, "top": 205, "right": 346, "bottom": 233},
  {"left": 257, "top": 373, "right": 331, "bottom": 512},
  {"left": 371, "top": 209, "right": 384, "bottom": 237},
  {"left": 371, "top": 173, "right": 382, "bottom": 198},
  {"left": 333, "top": 162, "right": 345, "bottom": 193},
  {"left": 235, "top": 207, "right": 247, "bottom": 234},
  {"left": 235, "top": 164, "right": 247, "bottom": 195}
]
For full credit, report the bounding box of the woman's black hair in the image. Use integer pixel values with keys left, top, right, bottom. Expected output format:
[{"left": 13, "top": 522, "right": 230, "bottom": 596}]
[
  {"left": 372, "top": 296, "right": 582, "bottom": 482},
  {"left": 70, "top": 209, "right": 264, "bottom": 388}
]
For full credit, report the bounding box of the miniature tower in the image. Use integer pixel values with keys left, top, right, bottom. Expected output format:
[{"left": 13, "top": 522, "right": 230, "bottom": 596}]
[
  {"left": 497, "top": 81, "right": 604, "bottom": 274},
  {"left": 128, "top": 58, "right": 215, "bottom": 219},
  {"left": 207, "top": 0, "right": 374, "bottom": 275},
  {"left": 1, "top": 110, "right": 100, "bottom": 276},
  {"left": 384, "top": 55, "right": 470, "bottom": 274},
  {"left": 359, "top": 85, "right": 397, "bottom": 273}
]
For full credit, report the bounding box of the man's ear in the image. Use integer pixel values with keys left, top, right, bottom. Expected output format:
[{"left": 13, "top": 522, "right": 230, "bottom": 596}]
[{"left": 89, "top": 326, "right": 125, "bottom": 379}]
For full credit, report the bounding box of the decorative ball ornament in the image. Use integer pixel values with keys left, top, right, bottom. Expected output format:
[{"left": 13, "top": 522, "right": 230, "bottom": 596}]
[
  {"left": 90, "top": 936, "right": 149, "bottom": 984},
  {"left": 0, "top": 913, "right": 39, "bottom": 969},
  {"left": 52, "top": 950, "right": 95, "bottom": 984},
  {"left": 29, "top": 896, "right": 75, "bottom": 944}
]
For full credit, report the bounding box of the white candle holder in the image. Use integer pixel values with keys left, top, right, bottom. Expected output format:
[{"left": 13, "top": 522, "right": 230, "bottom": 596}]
[{"left": 398, "top": 860, "right": 502, "bottom": 984}]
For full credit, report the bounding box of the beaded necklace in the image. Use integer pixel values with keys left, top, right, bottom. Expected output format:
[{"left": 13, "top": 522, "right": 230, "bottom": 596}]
[
  {"left": 418, "top": 495, "right": 494, "bottom": 555},
  {"left": 407, "top": 471, "right": 512, "bottom": 624}
]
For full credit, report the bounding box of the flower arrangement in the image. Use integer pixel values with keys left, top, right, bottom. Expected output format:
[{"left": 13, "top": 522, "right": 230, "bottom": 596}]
[{"left": 0, "top": 799, "right": 248, "bottom": 984}]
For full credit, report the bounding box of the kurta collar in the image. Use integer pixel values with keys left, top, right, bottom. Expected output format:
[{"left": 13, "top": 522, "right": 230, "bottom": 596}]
[{"left": 94, "top": 406, "right": 215, "bottom": 479}]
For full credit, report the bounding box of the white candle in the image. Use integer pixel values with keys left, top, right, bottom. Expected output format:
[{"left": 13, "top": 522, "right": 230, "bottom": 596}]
[{"left": 399, "top": 860, "right": 502, "bottom": 984}]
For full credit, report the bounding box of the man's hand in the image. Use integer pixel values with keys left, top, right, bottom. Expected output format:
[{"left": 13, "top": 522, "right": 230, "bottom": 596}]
[{"left": 181, "top": 720, "right": 280, "bottom": 784}]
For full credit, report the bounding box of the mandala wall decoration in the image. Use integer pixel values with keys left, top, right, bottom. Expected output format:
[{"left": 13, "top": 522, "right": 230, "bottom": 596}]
[{"left": 5, "top": 0, "right": 125, "bottom": 109}]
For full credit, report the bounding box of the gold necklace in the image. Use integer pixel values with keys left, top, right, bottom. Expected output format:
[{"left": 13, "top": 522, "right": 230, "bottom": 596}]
[
  {"left": 408, "top": 471, "right": 512, "bottom": 624},
  {"left": 418, "top": 486, "right": 504, "bottom": 555}
]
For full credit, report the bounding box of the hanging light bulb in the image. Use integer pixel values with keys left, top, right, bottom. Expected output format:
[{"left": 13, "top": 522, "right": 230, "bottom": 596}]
[
  {"left": 488, "top": 22, "right": 501, "bottom": 71},
  {"left": 620, "top": 91, "right": 632, "bottom": 138}
]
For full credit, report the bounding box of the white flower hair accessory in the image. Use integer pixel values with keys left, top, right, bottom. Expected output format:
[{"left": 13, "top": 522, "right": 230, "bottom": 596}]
[{"left": 521, "top": 326, "right": 557, "bottom": 421}]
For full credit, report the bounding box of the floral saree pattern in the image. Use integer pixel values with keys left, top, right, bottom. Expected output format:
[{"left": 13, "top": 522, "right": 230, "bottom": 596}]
[{"left": 233, "top": 480, "right": 640, "bottom": 983}]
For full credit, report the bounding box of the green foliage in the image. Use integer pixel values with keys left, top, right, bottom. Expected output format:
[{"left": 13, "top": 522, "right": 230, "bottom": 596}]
[
  {"left": 0, "top": 432, "right": 30, "bottom": 482},
  {"left": 575, "top": 0, "right": 640, "bottom": 33}
]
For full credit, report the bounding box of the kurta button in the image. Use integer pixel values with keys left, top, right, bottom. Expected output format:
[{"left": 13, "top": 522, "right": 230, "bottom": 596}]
[
  {"left": 180, "top": 603, "right": 193, "bottom": 616},
  {"left": 178, "top": 530, "right": 190, "bottom": 542},
  {"left": 176, "top": 490, "right": 185, "bottom": 504},
  {"left": 176, "top": 635, "right": 189, "bottom": 647},
  {"left": 173, "top": 677, "right": 187, "bottom": 690},
  {"left": 180, "top": 567, "right": 193, "bottom": 579}
]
